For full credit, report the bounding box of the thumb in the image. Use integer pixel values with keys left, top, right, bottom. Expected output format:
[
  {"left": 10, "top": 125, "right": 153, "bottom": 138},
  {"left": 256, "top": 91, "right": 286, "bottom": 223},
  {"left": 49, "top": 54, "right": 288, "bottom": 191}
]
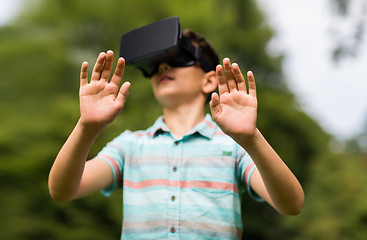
[{"left": 209, "top": 92, "right": 222, "bottom": 117}]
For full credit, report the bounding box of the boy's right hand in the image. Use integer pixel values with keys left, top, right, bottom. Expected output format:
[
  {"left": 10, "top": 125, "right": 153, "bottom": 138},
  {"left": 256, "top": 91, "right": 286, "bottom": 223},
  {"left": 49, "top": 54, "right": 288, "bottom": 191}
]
[{"left": 79, "top": 50, "right": 130, "bottom": 131}]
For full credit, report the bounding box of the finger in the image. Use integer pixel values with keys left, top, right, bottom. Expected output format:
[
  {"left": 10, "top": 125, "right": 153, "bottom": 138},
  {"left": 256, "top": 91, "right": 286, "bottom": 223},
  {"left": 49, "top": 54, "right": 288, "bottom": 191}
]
[
  {"left": 223, "top": 58, "right": 237, "bottom": 91},
  {"left": 232, "top": 63, "right": 247, "bottom": 93},
  {"left": 91, "top": 52, "right": 106, "bottom": 81},
  {"left": 216, "top": 64, "right": 229, "bottom": 95},
  {"left": 209, "top": 92, "right": 222, "bottom": 117},
  {"left": 100, "top": 50, "right": 114, "bottom": 81},
  {"left": 110, "top": 57, "right": 125, "bottom": 86},
  {"left": 247, "top": 71, "right": 257, "bottom": 98},
  {"left": 80, "top": 61, "right": 89, "bottom": 86},
  {"left": 116, "top": 81, "right": 131, "bottom": 106}
]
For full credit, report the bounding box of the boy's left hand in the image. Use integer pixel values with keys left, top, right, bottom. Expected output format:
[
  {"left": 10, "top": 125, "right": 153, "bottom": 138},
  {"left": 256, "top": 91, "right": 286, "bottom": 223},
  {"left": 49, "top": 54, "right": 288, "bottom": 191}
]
[
  {"left": 211, "top": 59, "right": 305, "bottom": 215},
  {"left": 210, "top": 58, "right": 258, "bottom": 143}
]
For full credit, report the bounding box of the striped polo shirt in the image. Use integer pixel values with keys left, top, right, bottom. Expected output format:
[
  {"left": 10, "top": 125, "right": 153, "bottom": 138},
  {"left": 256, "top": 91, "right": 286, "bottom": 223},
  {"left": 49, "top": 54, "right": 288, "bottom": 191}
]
[{"left": 98, "top": 114, "right": 261, "bottom": 239}]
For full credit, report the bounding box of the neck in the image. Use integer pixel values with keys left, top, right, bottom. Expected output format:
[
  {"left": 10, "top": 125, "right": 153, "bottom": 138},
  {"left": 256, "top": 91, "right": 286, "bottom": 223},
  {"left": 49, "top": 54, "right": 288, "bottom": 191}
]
[{"left": 163, "top": 102, "right": 206, "bottom": 139}]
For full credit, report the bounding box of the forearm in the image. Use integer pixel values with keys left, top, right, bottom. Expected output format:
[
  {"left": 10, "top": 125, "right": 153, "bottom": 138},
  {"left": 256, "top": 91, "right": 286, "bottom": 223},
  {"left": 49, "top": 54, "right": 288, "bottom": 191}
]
[
  {"left": 48, "top": 119, "right": 103, "bottom": 201},
  {"left": 239, "top": 129, "right": 304, "bottom": 215}
]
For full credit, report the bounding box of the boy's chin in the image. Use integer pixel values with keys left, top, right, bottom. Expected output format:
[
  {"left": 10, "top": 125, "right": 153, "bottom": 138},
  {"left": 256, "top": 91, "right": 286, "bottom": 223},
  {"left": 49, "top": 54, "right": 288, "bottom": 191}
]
[{"left": 156, "top": 94, "right": 185, "bottom": 105}]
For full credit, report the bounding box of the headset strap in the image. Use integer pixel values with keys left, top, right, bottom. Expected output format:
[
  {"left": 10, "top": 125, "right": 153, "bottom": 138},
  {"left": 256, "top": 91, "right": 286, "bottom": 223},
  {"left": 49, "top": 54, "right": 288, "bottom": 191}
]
[{"left": 181, "top": 36, "right": 215, "bottom": 72}]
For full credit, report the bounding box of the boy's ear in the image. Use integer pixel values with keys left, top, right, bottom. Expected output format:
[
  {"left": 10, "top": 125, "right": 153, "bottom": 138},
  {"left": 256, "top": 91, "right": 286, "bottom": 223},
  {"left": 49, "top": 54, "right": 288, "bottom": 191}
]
[{"left": 202, "top": 70, "right": 218, "bottom": 94}]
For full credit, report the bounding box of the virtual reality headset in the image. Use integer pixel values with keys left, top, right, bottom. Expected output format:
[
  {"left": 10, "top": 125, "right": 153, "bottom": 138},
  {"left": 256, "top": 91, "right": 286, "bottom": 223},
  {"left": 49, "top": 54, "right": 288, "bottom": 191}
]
[{"left": 120, "top": 16, "right": 215, "bottom": 78}]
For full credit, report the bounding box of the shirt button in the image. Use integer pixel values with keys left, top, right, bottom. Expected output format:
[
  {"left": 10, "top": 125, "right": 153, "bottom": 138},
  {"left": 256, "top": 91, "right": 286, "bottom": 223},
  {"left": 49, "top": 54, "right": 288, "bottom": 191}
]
[
  {"left": 174, "top": 141, "right": 179, "bottom": 146},
  {"left": 172, "top": 166, "right": 177, "bottom": 172},
  {"left": 170, "top": 226, "right": 176, "bottom": 233},
  {"left": 171, "top": 195, "right": 176, "bottom": 201}
]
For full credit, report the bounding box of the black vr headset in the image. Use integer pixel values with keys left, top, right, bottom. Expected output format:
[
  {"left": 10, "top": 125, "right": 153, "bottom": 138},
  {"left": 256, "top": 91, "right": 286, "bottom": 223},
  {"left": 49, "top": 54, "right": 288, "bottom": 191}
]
[{"left": 120, "top": 16, "right": 215, "bottom": 78}]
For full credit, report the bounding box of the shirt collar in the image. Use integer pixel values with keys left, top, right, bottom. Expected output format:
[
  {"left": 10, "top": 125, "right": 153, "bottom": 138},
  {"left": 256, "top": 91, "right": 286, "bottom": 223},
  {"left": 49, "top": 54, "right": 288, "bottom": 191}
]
[
  {"left": 148, "top": 116, "right": 170, "bottom": 137},
  {"left": 148, "top": 114, "right": 217, "bottom": 139}
]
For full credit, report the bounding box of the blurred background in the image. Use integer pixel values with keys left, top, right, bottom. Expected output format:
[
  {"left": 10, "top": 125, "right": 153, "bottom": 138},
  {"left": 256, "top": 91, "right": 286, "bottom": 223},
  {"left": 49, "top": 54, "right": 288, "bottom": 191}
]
[{"left": 0, "top": 0, "right": 366, "bottom": 239}]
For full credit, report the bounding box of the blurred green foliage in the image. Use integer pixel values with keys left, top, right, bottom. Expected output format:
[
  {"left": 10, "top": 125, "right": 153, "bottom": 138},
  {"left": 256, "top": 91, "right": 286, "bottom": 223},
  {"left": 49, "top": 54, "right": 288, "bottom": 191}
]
[{"left": 0, "top": 0, "right": 366, "bottom": 239}]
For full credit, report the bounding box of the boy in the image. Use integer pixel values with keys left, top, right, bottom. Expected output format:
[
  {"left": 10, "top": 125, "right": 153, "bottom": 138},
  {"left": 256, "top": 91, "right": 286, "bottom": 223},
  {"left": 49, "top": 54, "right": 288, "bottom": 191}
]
[{"left": 49, "top": 20, "right": 304, "bottom": 239}]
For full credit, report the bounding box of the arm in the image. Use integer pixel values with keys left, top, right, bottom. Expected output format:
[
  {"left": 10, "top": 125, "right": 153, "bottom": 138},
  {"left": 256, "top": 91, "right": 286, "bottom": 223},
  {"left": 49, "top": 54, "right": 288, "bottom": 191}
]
[
  {"left": 209, "top": 58, "right": 304, "bottom": 215},
  {"left": 48, "top": 51, "right": 130, "bottom": 201}
]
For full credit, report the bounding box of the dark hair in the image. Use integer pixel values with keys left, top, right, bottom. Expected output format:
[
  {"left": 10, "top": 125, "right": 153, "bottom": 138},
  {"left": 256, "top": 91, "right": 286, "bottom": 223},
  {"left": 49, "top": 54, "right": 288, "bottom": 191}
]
[
  {"left": 183, "top": 29, "right": 220, "bottom": 72},
  {"left": 183, "top": 29, "right": 219, "bottom": 104}
]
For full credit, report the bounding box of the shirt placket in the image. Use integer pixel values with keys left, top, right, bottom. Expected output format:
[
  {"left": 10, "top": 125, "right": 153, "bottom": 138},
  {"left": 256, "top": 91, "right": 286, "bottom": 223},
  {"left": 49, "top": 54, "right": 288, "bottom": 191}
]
[{"left": 167, "top": 138, "right": 182, "bottom": 239}]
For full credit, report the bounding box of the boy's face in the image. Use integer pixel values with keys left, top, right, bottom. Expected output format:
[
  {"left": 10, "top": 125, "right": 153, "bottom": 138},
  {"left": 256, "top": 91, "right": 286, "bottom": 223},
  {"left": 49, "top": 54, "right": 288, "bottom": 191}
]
[{"left": 150, "top": 62, "right": 214, "bottom": 107}]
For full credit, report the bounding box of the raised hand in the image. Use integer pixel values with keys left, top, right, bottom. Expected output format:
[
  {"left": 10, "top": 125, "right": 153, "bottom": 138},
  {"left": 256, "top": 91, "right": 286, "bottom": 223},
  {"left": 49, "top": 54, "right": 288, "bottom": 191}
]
[
  {"left": 210, "top": 58, "right": 258, "bottom": 143},
  {"left": 79, "top": 50, "right": 130, "bottom": 129},
  {"left": 209, "top": 59, "right": 305, "bottom": 215}
]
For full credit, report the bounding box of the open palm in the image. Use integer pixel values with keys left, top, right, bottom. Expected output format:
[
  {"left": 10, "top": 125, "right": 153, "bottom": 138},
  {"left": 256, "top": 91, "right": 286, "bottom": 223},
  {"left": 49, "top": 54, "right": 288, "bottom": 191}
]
[
  {"left": 79, "top": 51, "right": 130, "bottom": 129},
  {"left": 210, "top": 58, "right": 258, "bottom": 142}
]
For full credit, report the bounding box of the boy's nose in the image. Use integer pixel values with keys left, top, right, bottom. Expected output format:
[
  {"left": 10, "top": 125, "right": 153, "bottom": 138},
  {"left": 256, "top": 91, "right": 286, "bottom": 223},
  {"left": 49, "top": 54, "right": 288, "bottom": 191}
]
[{"left": 158, "top": 62, "right": 172, "bottom": 74}]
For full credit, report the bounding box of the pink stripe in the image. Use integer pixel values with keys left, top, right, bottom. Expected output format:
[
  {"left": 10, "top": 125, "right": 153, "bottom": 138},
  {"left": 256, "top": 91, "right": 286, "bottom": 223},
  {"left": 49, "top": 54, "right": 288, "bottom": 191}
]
[
  {"left": 244, "top": 162, "right": 255, "bottom": 186},
  {"left": 214, "top": 131, "right": 225, "bottom": 135},
  {"left": 101, "top": 155, "right": 122, "bottom": 187},
  {"left": 133, "top": 132, "right": 144, "bottom": 137},
  {"left": 183, "top": 180, "right": 239, "bottom": 194},
  {"left": 123, "top": 179, "right": 238, "bottom": 194},
  {"left": 203, "top": 119, "right": 215, "bottom": 129},
  {"left": 134, "top": 131, "right": 153, "bottom": 137},
  {"left": 124, "top": 179, "right": 169, "bottom": 188}
]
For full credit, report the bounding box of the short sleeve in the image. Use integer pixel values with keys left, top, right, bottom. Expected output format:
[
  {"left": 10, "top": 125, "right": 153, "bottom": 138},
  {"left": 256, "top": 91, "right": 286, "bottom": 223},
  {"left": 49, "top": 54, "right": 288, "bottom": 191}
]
[
  {"left": 96, "top": 132, "right": 126, "bottom": 197},
  {"left": 237, "top": 147, "right": 264, "bottom": 202}
]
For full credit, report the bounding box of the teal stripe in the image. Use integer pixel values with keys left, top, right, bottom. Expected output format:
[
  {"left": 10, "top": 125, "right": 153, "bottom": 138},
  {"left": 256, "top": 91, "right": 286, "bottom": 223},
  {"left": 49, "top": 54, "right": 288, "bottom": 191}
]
[
  {"left": 122, "top": 189, "right": 168, "bottom": 205},
  {"left": 123, "top": 155, "right": 236, "bottom": 168},
  {"left": 123, "top": 187, "right": 240, "bottom": 206},
  {"left": 121, "top": 228, "right": 167, "bottom": 240},
  {"left": 122, "top": 204, "right": 242, "bottom": 227},
  {"left": 123, "top": 167, "right": 171, "bottom": 182},
  {"left": 119, "top": 140, "right": 237, "bottom": 159},
  {"left": 123, "top": 205, "right": 168, "bottom": 221},
  {"left": 123, "top": 167, "right": 235, "bottom": 182},
  {"left": 180, "top": 205, "right": 242, "bottom": 226},
  {"left": 99, "top": 157, "right": 118, "bottom": 196},
  {"left": 180, "top": 230, "right": 238, "bottom": 240}
]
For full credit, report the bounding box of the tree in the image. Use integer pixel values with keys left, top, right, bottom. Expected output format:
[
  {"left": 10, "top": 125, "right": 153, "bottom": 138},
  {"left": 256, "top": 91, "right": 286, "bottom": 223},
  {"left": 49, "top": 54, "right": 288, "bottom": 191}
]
[{"left": 329, "top": 0, "right": 367, "bottom": 61}]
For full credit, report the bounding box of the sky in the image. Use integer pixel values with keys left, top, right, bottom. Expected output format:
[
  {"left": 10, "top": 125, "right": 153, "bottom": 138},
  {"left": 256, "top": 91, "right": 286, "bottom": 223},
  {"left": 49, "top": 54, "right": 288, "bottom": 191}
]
[
  {"left": 0, "top": 0, "right": 23, "bottom": 25},
  {"left": 1, "top": 0, "right": 366, "bottom": 140},
  {"left": 257, "top": 0, "right": 367, "bottom": 140}
]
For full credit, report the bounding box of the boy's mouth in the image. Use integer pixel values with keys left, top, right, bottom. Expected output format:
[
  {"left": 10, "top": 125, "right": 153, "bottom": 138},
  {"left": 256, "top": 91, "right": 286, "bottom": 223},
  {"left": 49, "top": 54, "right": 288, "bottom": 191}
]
[{"left": 159, "top": 74, "right": 174, "bottom": 83}]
